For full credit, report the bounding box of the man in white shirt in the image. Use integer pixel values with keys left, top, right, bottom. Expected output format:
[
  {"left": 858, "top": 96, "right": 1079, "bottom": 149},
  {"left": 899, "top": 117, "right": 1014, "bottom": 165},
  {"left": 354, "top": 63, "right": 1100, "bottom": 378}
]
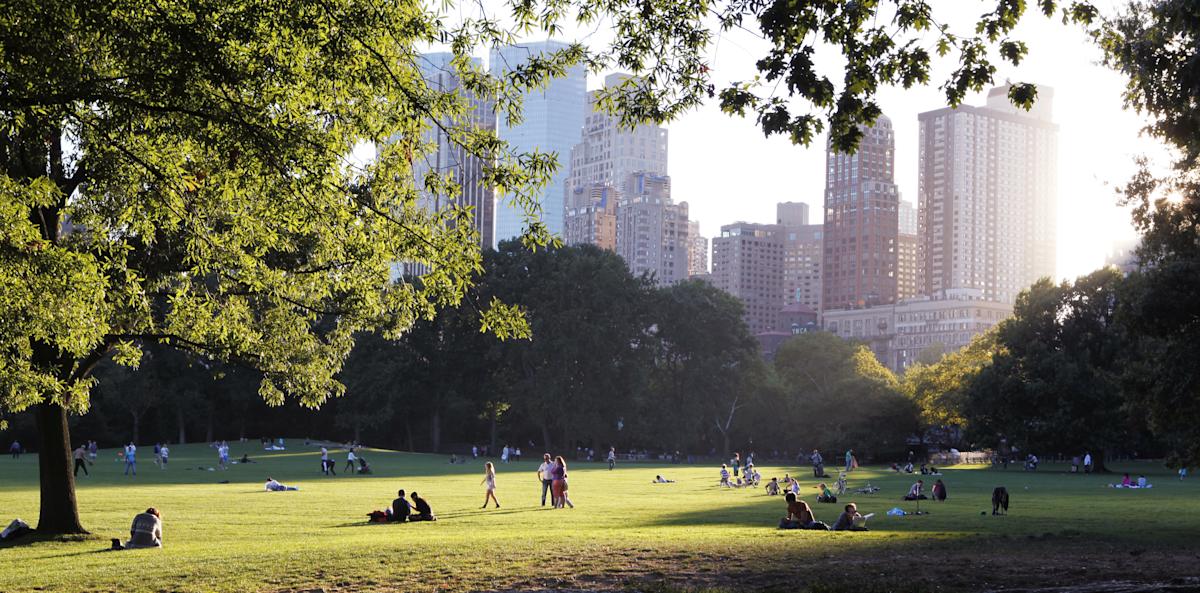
[
  {"left": 1083, "top": 452, "right": 1093, "bottom": 474},
  {"left": 536, "top": 454, "right": 554, "bottom": 506}
]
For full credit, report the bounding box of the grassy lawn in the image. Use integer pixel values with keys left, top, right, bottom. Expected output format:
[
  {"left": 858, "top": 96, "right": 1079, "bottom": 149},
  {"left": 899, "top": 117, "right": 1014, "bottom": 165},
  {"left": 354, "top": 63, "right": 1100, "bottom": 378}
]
[{"left": 0, "top": 443, "right": 1196, "bottom": 593}]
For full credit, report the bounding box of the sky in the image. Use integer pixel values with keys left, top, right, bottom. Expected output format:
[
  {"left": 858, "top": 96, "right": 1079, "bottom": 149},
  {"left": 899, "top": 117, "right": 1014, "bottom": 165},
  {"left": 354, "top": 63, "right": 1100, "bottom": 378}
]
[{"left": 454, "top": 0, "right": 1172, "bottom": 281}]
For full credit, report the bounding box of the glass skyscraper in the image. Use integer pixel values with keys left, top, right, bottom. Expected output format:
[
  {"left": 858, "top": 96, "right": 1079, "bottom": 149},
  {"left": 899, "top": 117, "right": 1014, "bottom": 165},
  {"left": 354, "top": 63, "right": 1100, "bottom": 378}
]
[{"left": 490, "top": 41, "right": 587, "bottom": 247}]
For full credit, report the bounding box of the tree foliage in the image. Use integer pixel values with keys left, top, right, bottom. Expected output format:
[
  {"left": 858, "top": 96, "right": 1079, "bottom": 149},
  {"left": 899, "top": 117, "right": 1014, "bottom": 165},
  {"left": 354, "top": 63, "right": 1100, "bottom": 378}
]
[
  {"left": 771, "top": 332, "right": 918, "bottom": 458},
  {"left": 964, "top": 271, "right": 1132, "bottom": 461},
  {"left": 904, "top": 329, "right": 1000, "bottom": 434}
]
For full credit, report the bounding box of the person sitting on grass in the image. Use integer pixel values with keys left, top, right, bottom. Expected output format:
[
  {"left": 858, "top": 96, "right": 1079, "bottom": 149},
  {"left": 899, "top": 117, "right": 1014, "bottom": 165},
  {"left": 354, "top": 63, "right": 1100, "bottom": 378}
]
[
  {"left": 390, "top": 489, "right": 412, "bottom": 522},
  {"left": 264, "top": 477, "right": 298, "bottom": 491},
  {"left": 357, "top": 457, "right": 372, "bottom": 474},
  {"left": 239, "top": 453, "right": 255, "bottom": 464},
  {"left": 765, "top": 477, "right": 780, "bottom": 496},
  {"left": 932, "top": 479, "right": 947, "bottom": 501},
  {"left": 113, "top": 508, "right": 163, "bottom": 549},
  {"left": 1121, "top": 473, "right": 1132, "bottom": 488},
  {"left": 408, "top": 492, "right": 436, "bottom": 521},
  {"left": 903, "top": 479, "right": 927, "bottom": 500},
  {"left": 779, "top": 492, "right": 804, "bottom": 529},
  {"left": 816, "top": 482, "right": 837, "bottom": 503},
  {"left": 653, "top": 475, "right": 675, "bottom": 483},
  {"left": 832, "top": 503, "right": 869, "bottom": 532},
  {"left": 719, "top": 464, "right": 731, "bottom": 487}
]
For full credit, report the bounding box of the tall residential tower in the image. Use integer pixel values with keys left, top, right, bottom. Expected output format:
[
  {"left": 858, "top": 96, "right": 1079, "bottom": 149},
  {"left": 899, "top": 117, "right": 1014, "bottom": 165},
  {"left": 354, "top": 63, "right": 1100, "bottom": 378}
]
[
  {"left": 821, "top": 116, "right": 900, "bottom": 311},
  {"left": 917, "top": 84, "right": 1058, "bottom": 303}
]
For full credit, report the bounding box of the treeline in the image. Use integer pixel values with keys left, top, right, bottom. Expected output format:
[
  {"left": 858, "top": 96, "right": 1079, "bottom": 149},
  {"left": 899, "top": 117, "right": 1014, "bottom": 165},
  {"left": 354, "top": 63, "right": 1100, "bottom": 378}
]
[
  {"left": 5, "top": 243, "right": 919, "bottom": 460},
  {"left": 907, "top": 262, "right": 1195, "bottom": 469}
]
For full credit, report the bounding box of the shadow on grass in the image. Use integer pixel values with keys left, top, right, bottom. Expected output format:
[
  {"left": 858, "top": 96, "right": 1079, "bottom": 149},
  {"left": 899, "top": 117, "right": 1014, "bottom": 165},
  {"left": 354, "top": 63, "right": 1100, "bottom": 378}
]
[
  {"left": 331, "top": 506, "right": 541, "bottom": 528},
  {"left": 0, "top": 530, "right": 104, "bottom": 550}
]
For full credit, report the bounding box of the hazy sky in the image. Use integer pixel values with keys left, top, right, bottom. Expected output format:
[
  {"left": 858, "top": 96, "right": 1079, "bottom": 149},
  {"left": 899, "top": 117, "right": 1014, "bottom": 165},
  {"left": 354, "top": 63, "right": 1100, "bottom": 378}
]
[{"left": 458, "top": 1, "right": 1171, "bottom": 280}]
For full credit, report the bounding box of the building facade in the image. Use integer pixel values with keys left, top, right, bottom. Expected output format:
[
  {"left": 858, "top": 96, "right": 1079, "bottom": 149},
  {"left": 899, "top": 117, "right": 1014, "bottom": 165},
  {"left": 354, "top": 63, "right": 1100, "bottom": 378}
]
[
  {"left": 563, "top": 183, "right": 618, "bottom": 250},
  {"left": 917, "top": 84, "right": 1058, "bottom": 304},
  {"left": 822, "top": 116, "right": 901, "bottom": 311},
  {"left": 614, "top": 173, "right": 690, "bottom": 285},
  {"left": 711, "top": 222, "right": 785, "bottom": 334},
  {"left": 399, "top": 53, "right": 496, "bottom": 278},
  {"left": 687, "top": 219, "right": 709, "bottom": 276},
  {"left": 566, "top": 73, "right": 668, "bottom": 210},
  {"left": 491, "top": 41, "right": 587, "bottom": 246},
  {"left": 782, "top": 220, "right": 823, "bottom": 311},
  {"left": 822, "top": 289, "right": 1012, "bottom": 373}
]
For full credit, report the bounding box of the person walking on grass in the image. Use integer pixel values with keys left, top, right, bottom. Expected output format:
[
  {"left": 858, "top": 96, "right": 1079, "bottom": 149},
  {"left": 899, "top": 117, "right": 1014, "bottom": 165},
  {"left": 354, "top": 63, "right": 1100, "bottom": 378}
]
[
  {"left": 845, "top": 449, "right": 854, "bottom": 473},
  {"left": 73, "top": 445, "right": 89, "bottom": 477},
  {"left": 481, "top": 462, "right": 500, "bottom": 509},
  {"left": 345, "top": 448, "right": 358, "bottom": 474},
  {"left": 551, "top": 456, "right": 571, "bottom": 508},
  {"left": 8, "top": 440, "right": 20, "bottom": 460},
  {"left": 160, "top": 444, "right": 169, "bottom": 469},
  {"left": 538, "top": 453, "right": 555, "bottom": 506},
  {"left": 153, "top": 443, "right": 162, "bottom": 469},
  {"left": 558, "top": 458, "right": 575, "bottom": 509},
  {"left": 607, "top": 447, "right": 617, "bottom": 470}
]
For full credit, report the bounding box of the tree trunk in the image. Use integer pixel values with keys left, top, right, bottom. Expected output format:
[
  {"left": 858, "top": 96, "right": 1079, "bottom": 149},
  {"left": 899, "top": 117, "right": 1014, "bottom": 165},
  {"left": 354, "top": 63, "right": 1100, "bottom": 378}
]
[
  {"left": 431, "top": 408, "right": 441, "bottom": 453},
  {"left": 353, "top": 422, "right": 361, "bottom": 445},
  {"left": 540, "top": 423, "right": 552, "bottom": 453},
  {"left": 204, "top": 404, "right": 214, "bottom": 443},
  {"left": 131, "top": 412, "right": 140, "bottom": 444},
  {"left": 35, "top": 402, "right": 87, "bottom": 534},
  {"left": 176, "top": 406, "right": 187, "bottom": 444},
  {"left": 404, "top": 417, "right": 414, "bottom": 452},
  {"left": 489, "top": 414, "right": 498, "bottom": 454}
]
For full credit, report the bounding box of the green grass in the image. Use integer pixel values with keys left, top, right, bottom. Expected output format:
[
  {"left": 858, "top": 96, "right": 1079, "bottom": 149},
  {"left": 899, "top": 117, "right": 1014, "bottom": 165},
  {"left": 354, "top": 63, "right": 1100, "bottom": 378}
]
[{"left": 0, "top": 443, "right": 1197, "bottom": 593}]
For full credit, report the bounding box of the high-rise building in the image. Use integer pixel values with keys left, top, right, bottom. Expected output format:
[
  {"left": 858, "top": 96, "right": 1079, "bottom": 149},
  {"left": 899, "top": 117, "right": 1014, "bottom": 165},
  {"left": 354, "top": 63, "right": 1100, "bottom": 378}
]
[
  {"left": 567, "top": 73, "right": 668, "bottom": 208},
  {"left": 563, "top": 183, "right": 618, "bottom": 250},
  {"left": 615, "top": 173, "right": 689, "bottom": 286},
  {"left": 776, "top": 201, "right": 810, "bottom": 227},
  {"left": 400, "top": 53, "right": 496, "bottom": 278},
  {"left": 897, "top": 233, "right": 920, "bottom": 301},
  {"left": 490, "top": 41, "right": 587, "bottom": 246},
  {"left": 917, "top": 84, "right": 1058, "bottom": 303},
  {"left": 822, "top": 116, "right": 900, "bottom": 311},
  {"left": 897, "top": 199, "right": 920, "bottom": 300},
  {"left": 777, "top": 202, "right": 823, "bottom": 311},
  {"left": 686, "top": 220, "right": 709, "bottom": 276},
  {"left": 711, "top": 222, "right": 785, "bottom": 334}
]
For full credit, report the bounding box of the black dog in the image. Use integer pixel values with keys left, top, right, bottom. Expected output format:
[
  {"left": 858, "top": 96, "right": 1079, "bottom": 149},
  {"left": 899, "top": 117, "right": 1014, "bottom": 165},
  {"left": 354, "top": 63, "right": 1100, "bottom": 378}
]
[{"left": 992, "top": 486, "right": 1009, "bottom": 515}]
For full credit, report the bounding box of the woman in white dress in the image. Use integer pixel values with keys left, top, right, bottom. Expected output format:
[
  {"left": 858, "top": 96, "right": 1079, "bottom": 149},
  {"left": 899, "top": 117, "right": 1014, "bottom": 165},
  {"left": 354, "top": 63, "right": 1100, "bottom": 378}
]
[{"left": 481, "top": 462, "right": 500, "bottom": 509}]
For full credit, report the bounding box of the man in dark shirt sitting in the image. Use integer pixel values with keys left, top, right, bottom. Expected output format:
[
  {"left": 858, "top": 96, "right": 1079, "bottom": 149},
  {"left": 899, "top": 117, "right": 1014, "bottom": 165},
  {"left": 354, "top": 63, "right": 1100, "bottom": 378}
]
[
  {"left": 390, "top": 489, "right": 412, "bottom": 522},
  {"left": 409, "top": 491, "right": 436, "bottom": 522}
]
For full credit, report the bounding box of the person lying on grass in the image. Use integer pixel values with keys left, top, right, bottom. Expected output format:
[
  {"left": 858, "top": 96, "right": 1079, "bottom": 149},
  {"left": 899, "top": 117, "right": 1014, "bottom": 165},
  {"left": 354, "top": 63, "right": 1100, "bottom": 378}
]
[
  {"left": 653, "top": 475, "right": 675, "bottom": 483},
  {"left": 264, "top": 477, "right": 298, "bottom": 491}
]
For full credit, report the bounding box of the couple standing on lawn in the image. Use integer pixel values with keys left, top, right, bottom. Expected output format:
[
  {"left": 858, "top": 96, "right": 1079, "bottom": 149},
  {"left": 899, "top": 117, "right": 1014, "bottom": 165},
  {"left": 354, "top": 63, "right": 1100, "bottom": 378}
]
[{"left": 534, "top": 454, "right": 574, "bottom": 509}]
